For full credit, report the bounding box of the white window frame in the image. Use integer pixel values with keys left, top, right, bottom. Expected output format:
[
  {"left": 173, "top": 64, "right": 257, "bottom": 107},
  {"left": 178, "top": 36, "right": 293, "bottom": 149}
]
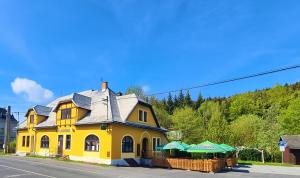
[
  {"left": 138, "top": 109, "right": 148, "bottom": 122},
  {"left": 152, "top": 137, "right": 161, "bottom": 152}
]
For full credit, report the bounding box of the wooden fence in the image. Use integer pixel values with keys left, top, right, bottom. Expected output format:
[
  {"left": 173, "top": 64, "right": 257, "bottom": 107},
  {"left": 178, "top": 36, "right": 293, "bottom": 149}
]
[{"left": 152, "top": 157, "right": 237, "bottom": 173}]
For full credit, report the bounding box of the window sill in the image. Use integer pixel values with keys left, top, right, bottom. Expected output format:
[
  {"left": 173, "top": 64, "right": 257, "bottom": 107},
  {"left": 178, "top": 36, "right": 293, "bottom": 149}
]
[{"left": 84, "top": 150, "right": 99, "bottom": 152}]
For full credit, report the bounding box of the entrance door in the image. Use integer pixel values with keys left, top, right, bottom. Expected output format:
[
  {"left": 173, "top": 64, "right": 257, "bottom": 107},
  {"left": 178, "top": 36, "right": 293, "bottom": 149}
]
[
  {"left": 30, "top": 136, "right": 34, "bottom": 153},
  {"left": 142, "top": 138, "right": 148, "bottom": 158},
  {"left": 57, "top": 135, "right": 63, "bottom": 156}
]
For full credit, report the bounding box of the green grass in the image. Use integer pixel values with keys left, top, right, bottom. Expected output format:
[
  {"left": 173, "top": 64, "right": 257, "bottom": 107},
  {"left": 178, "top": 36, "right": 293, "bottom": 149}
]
[
  {"left": 0, "top": 150, "right": 5, "bottom": 156},
  {"left": 238, "top": 160, "right": 300, "bottom": 167},
  {"left": 26, "top": 154, "right": 111, "bottom": 168}
]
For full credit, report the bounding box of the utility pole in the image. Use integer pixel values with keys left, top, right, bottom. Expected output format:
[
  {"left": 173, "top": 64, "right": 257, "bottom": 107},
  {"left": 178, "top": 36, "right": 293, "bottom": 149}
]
[{"left": 4, "top": 106, "right": 11, "bottom": 153}]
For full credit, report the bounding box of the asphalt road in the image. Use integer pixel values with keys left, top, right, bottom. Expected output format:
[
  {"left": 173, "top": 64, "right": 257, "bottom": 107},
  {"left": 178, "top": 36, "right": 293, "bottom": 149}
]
[{"left": 0, "top": 156, "right": 299, "bottom": 178}]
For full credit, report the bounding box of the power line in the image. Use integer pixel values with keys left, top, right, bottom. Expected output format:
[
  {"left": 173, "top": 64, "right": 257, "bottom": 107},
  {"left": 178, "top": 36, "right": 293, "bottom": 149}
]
[
  {"left": 147, "top": 64, "right": 300, "bottom": 96},
  {"left": 89, "top": 63, "right": 300, "bottom": 104}
]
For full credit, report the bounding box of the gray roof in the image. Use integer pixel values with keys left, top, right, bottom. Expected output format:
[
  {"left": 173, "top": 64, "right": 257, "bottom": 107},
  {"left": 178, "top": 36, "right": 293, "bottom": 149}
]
[
  {"left": 18, "top": 88, "right": 163, "bottom": 131},
  {"left": 281, "top": 135, "right": 300, "bottom": 149},
  {"left": 53, "top": 93, "right": 92, "bottom": 111}
]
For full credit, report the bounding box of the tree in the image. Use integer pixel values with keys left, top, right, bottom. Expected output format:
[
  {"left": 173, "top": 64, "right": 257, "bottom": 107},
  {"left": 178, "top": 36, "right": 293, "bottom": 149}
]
[
  {"left": 154, "top": 106, "right": 172, "bottom": 129},
  {"left": 174, "top": 95, "right": 179, "bottom": 108},
  {"left": 125, "top": 86, "right": 147, "bottom": 100},
  {"left": 279, "top": 97, "right": 300, "bottom": 135},
  {"left": 198, "top": 101, "right": 228, "bottom": 143},
  {"left": 229, "top": 93, "right": 258, "bottom": 120},
  {"left": 193, "top": 93, "right": 204, "bottom": 110},
  {"left": 184, "top": 90, "right": 193, "bottom": 107},
  {"left": 177, "top": 90, "right": 185, "bottom": 108},
  {"left": 229, "top": 114, "right": 263, "bottom": 147},
  {"left": 172, "top": 107, "right": 204, "bottom": 144},
  {"left": 166, "top": 93, "right": 174, "bottom": 114}
]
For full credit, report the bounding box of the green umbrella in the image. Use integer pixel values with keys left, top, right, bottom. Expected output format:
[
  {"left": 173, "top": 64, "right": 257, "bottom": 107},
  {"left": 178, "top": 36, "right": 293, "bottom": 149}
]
[
  {"left": 187, "top": 140, "right": 227, "bottom": 153},
  {"left": 163, "top": 141, "right": 190, "bottom": 151},
  {"left": 219, "top": 144, "right": 236, "bottom": 152}
]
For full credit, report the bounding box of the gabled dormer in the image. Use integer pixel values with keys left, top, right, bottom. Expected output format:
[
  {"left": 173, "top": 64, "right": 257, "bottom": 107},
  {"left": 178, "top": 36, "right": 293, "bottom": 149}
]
[
  {"left": 25, "top": 105, "right": 52, "bottom": 129},
  {"left": 53, "top": 93, "right": 91, "bottom": 126}
]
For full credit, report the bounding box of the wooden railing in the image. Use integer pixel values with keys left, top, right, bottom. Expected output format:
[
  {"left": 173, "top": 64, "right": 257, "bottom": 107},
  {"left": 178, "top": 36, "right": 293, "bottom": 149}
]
[{"left": 152, "top": 157, "right": 237, "bottom": 173}]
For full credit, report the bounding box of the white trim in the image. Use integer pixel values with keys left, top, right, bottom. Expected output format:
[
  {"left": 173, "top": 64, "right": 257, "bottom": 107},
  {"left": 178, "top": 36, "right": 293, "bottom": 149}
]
[
  {"left": 16, "top": 151, "right": 27, "bottom": 156},
  {"left": 138, "top": 109, "right": 148, "bottom": 122},
  {"left": 152, "top": 136, "right": 161, "bottom": 152},
  {"left": 40, "top": 135, "right": 50, "bottom": 149},
  {"left": 84, "top": 134, "right": 100, "bottom": 152},
  {"left": 69, "top": 155, "right": 111, "bottom": 165}
]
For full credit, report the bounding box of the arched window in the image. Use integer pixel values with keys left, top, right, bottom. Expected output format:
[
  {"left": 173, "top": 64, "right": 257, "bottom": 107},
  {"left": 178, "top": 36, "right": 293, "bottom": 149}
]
[
  {"left": 122, "top": 136, "right": 133, "bottom": 153},
  {"left": 85, "top": 135, "right": 99, "bottom": 151},
  {"left": 40, "top": 135, "right": 49, "bottom": 148}
]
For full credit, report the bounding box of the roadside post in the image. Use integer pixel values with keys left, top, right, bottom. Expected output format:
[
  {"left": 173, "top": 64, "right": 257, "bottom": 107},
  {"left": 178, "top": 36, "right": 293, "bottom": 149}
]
[
  {"left": 279, "top": 140, "right": 286, "bottom": 164},
  {"left": 3, "top": 106, "right": 11, "bottom": 153}
]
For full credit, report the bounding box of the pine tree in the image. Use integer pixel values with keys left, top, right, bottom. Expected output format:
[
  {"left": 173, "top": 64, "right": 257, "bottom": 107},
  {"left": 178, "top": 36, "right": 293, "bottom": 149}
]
[
  {"left": 193, "top": 93, "right": 204, "bottom": 110},
  {"left": 174, "top": 95, "right": 179, "bottom": 109},
  {"left": 161, "top": 98, "right": 167, "bottom": 111},
  {"left": 178, "top": 90, "right": 185, "bottom": 108},
  {"left": 166, "top": 93, "right": 174, "bottom": 114},
  {"left": 184, "top": 90, "right": 193, "bottom": 107}
]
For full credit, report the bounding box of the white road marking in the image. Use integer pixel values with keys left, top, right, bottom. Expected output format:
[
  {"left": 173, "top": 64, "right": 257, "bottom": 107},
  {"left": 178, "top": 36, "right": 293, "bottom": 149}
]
[
  {"left": 0, "top": 157, "right": 107, "bottom": 176},
  {"left": 0, "top": 164, "right": 56, "bottom": 178},
  {"left": 4, "top": 173, "right": 30, "bottom": 177}
]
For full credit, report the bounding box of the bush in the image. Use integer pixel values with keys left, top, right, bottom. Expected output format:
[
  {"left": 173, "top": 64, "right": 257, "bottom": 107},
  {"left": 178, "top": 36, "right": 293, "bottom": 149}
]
[
  {"left": 239, "top": 149, "right": 273, "bottom": 162},
  {"left": 9, "top": 140, "right": 16, "bottom": 153}
]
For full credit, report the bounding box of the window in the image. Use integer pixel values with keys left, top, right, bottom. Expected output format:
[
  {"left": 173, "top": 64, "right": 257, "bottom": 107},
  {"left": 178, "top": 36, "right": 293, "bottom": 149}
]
[
  {"left": 138, "top": 110, "right": 148, "bottom": 122},
  {"left": 30, "top": 115, "right": 34, "bottom": 123},
  {"left": 26, "top": 136, "right": 30, "bottom": 147},
  {"left": 66, "top": 135, "right": 71, "bottom": 149},
  {"left": 122, "top": 136, "right": 133, "bottom": 153},
  {"left": 61, "top": 108, "right": 71, "bottom": 119},
  {"left": 85, "top": 135, "right": 99, "bottom": 151},
  {"left": 22, "top": 136, "right": 26, "bottom": 147},
  {"left": 40, "top": 135, "right": 49, "bottom": 148},
  {"left": 138, "top": 110, "right": 143, "bottom": 121},
  {"left": 152, "top": 137, "right": 161, "bottom": 151},
  {"left": 143, "top": 112, "right": 148, "bottom": 122}
]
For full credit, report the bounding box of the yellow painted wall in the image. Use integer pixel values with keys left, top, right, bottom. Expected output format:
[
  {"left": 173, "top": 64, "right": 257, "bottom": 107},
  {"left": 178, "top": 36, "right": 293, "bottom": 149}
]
[
  {"left": 17, "top": 102, "right": 166, "bottom": 163},
  {"left": 127, "top": 104, "right": 157, "bottom": 127},
  {"left": 111, "top": 123, "right": 167, "bottom": 160},
  {"left": 56, "top": 102, "right": 88, "bottom": 126},
  {"left": 35, "top": 128, "right": 57, "bottom": 155}
]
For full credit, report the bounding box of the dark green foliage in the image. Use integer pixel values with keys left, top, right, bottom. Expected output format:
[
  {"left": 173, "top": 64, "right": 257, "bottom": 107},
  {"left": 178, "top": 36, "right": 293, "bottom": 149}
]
[
  {"left": 166, "top": 93, "right": 174, "bottom": 114},
  {"left": 126, "top": 82, "right": 300, "bottom": 162},
  {"left": 184, "top": 90, "right": 193, "bottom": 107},
  {"left": 177, "top": 90, "right": 185, "bottom": 108},
  {"left": 239, "top": 149, "right": 264, "bottom": 161},
  {"left": 193, "top": 93, "right": 204, "bottom": 110}
]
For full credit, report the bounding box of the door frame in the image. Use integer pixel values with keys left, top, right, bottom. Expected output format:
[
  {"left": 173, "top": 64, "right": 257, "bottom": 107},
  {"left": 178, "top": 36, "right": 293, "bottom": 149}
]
[
  {"left": 141, "top": 137, "right": 148, "bottom": 158},
  {"left": 57, "top": 135, "right": 64, "bottom": 156}
]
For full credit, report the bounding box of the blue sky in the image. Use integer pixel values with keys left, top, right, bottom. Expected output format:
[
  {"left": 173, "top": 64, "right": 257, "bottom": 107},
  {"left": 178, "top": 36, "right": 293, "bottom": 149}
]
[{"left": 1, "top": 0, "right": 300, "bottom": 116}]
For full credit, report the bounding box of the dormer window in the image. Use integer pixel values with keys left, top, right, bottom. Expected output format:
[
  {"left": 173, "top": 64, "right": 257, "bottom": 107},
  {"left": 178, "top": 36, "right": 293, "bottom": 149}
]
[
  {"left": 30, "top": 115, "right": 34, "bottom": 123},
  {"left": 61, "top": 108, "right": 71, "bottom": 119},
  {"left": 138, "top": 110, "right": 148, "bottom": 122}
]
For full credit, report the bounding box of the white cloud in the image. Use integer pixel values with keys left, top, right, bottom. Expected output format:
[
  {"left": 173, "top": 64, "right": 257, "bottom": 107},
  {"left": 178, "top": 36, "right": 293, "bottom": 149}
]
[{"left": 11, "top": 77, "right": 53, "bottom": 103}]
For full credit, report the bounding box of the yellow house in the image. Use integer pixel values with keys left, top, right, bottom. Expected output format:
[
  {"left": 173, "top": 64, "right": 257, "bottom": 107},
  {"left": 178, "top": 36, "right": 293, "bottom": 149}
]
[{"left": 16, "top": 82, "right": 167, "bottom": 166}]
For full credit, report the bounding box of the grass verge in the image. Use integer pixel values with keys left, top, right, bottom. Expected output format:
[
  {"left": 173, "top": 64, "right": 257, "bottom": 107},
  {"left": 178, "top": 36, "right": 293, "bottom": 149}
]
[
  {"left": 238, "top": 160, "right": 300, "bottom": 167},
  {"left": 26, "top": 154, "right": 111, "bottom": 168}
]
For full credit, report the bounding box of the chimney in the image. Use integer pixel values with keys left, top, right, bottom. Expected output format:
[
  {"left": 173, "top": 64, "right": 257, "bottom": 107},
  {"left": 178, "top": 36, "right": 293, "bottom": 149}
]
[{"left": 101, "top": 81, "right": 108, "bottom": 91}]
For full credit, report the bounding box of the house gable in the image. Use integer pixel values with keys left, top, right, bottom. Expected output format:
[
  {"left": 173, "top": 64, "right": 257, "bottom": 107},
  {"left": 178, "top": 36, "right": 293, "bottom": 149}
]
[{"left": 126, "top": 103, "right": 159, "bottom": 128}]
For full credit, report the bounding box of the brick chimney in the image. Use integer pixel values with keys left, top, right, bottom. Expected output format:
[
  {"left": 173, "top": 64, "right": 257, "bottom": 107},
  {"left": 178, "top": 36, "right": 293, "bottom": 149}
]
[{"left": 101, "top": 81, "right": 108, "bottom": 91}]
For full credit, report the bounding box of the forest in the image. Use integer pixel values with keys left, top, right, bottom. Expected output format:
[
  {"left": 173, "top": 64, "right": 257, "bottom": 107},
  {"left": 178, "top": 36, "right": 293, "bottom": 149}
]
[{"left": 126, "top": 82, "right": 300, "bottom": 162}]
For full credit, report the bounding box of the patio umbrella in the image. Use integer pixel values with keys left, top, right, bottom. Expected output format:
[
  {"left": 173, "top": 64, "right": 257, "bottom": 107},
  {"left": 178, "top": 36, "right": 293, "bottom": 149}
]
[
  {"left": 163, "top": 141, "right": 190, "bottom": 151},
  {"left": 187, "top": 140, "right": 227, "bottom": 153},
  {"left": 219, "top": 144, "right": 236, "bottom": 152}
]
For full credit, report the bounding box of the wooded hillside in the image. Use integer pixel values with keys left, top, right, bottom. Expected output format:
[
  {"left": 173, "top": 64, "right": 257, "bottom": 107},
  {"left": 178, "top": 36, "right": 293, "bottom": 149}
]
[{"left": 127, "top": 82, "right": 300, "bottom": 161}]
